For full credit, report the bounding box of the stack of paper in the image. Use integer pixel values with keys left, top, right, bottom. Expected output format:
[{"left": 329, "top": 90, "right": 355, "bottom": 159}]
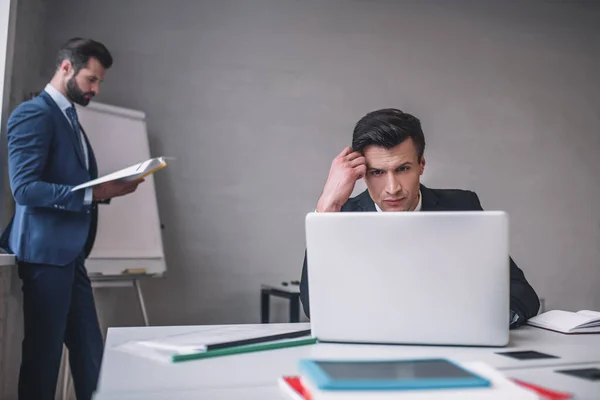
[{"left": 115, "top": 325, "right": 314, "bottom": 363}]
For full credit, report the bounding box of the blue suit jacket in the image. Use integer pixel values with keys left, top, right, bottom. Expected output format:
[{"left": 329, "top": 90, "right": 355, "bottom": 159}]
[{"left": 0, "top": 91, "right": 99, "bottom": 266}]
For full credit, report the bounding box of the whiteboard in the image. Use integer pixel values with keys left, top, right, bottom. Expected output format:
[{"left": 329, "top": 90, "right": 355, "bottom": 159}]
[{"left": 76, "top": 101, "right": 166, "bottom": 277}]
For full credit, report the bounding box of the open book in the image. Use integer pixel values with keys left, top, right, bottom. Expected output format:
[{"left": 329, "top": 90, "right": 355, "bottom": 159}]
[
  {"left": 526, "top": 309, "right": 600, "bottom": 334},
  {"left": 72, "top": 156, "right": 169, "bottom": 191}
]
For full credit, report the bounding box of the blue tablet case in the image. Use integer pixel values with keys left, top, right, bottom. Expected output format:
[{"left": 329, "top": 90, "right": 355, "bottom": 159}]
[{"left": 297, "top": 358, "right": 491, "bottom": 391}]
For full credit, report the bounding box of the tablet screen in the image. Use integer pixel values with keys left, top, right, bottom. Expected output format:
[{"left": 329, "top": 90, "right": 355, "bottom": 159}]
[{"left": 315, "top": 359, "right": 476, "bottom": 380}]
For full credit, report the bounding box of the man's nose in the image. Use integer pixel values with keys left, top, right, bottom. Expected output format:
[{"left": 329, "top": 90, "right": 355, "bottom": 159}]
[{"left": 385, "top": 174, "right": 401, "bottom": 194}]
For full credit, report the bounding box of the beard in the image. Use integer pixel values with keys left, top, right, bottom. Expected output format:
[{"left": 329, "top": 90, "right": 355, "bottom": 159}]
[{"left": 66, "top": 76, "right": 95, "bottom": 106}]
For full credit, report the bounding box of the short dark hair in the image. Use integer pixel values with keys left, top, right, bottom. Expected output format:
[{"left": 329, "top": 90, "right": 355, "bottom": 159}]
[
  {"left": 352, "top": 108, "right": 426, "bottom": 161},
  {"left": 55, "top": 37, "right": 113, "bottom": 74}
]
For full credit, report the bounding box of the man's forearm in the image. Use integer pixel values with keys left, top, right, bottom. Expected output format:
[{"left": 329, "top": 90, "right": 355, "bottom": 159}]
[
  {"left": 509, "top": 257, "right": 540, "bottom": 320},
  {"left": 510, "top": 281, "right": 540, "bottom": 320},
  {"left": 12, "top": 180, "right": 88, "bottom": 212}
]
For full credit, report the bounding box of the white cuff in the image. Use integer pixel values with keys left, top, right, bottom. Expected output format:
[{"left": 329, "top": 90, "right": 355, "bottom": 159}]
[{"left": 84, "top": 187, "right": 93, "bottom": 205}]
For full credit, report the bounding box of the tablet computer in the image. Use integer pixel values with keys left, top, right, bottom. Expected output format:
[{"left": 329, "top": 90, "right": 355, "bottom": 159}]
[{"left": 298, "top": 358, "right": 491, "bottom": 391}]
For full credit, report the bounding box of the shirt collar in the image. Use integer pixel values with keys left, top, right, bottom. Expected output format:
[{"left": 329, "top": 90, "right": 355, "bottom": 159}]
[
  {"left": 374, "top": 190, "right": 422, "bottom": 212},
  {"left": 44, "top": 83, "right": 73, "bottom": 112}
]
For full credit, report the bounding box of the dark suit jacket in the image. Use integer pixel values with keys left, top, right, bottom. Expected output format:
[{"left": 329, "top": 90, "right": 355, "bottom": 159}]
[
  {"left": 300, "top": 184, "right": 540, "bottom": 324},
  {"left": 0, "top": 91, "right": 102, "bottom": 264}
]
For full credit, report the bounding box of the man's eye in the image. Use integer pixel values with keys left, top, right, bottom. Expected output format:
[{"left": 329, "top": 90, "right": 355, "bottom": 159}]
[
  {"left": 370, "top": 170, "right": 383, "bottom": 176},
  {"left": 397, "top": 166, "right": 410, "bottom": 172}
]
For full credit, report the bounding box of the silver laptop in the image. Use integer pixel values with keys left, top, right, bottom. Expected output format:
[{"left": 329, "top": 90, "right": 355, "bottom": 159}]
[{"left": 305, "top": 211, "right": 510, "bottom": 347}]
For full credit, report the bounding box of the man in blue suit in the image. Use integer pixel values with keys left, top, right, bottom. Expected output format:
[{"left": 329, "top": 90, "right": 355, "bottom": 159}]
[{"left": 0, "top": 38, "right": 141, "bottom": 400}]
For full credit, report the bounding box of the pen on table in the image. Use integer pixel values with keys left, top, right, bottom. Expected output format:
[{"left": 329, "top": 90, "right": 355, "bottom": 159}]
[{"left": 206, "top": 329, "right": 313, "bottom": 351}]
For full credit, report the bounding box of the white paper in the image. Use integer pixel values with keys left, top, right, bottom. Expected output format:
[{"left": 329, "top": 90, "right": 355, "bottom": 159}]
[
  {"left": 578, "top": 310, "right": 600, "bottom": 318},
  {"left": 71, "top": 156, "right": 169, "bottom": 191}
]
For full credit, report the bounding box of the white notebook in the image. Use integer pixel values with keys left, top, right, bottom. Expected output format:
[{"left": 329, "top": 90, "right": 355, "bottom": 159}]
[
  {"left": 526, "top": 309, "right": 600, "bottom": 334},
  {"left": 72, "top": 156, "right": 169, "bottom": 191}
]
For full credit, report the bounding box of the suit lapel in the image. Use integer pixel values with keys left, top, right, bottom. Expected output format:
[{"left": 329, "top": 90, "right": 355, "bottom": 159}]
[
  {"left": 356, "top": 190, "right": 377, "bottom": 211},
  {"left": 41, "top": 92, "right": 87, "bottom": 169},
  {"left": 420, "top": 184, "right": 441, "bottom": 211}
]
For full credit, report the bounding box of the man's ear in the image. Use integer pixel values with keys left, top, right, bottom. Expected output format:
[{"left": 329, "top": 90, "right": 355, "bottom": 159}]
[
  {"left": 59, "top": 60, "right": 73, "bottom": 75},
  {"left": 419, "top": 156, "right": 426, "bottom": 175}
]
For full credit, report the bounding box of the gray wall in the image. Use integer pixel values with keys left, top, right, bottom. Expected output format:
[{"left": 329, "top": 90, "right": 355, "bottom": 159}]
[
  {"left": 31, "top": 0, "right": 600, "bottom": 329},
  {"left": 0, "top": 0, "right": 18, "bottom": 396},
  {"left": 1, "top": 0, "right": 49, "bottom": 397}
]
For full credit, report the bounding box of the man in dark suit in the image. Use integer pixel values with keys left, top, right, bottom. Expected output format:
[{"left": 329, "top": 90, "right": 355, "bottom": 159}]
[
  {"left": 300, "top": 108, "right": 540, "bottom": 328},
  {"left": 0, "top": 38, "right": 142, "bottom": 400}
]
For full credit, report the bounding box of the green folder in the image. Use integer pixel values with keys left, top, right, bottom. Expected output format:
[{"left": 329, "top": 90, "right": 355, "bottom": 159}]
[{"left": 172, "top": 336, "right": 317, "bottom": 363}]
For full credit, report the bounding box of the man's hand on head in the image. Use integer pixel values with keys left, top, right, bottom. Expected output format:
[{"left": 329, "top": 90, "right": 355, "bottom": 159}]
[
  {"left": 92, "top": 179, "right": 143, "bottom": 202},
  {"left": 316, "top": 147, "right": 366, "bottom": 212}
]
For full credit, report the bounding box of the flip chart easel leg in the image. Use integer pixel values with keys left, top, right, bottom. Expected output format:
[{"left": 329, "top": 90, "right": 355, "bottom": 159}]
[{"left": 133, "top": 279, "right": 149, "bottom": 326}]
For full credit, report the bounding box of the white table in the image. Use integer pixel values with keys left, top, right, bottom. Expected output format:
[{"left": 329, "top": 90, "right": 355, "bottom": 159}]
[
  {"left": 94, "top": 323, "right": 600, "bottom": 399},
  {"left": 0, "top": 253, "right": 15, "bottom": 266},
  {"left": 506, "top": 362, "right": 600, "bottom": 400},
  {"left": 93, "top": 387, "right": 280, "bottom": 400}
]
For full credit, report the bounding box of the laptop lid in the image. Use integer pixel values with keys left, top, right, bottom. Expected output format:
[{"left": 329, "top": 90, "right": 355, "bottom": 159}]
[{"left": 305, "top": 211, "right": 510, "bottom": 347}]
